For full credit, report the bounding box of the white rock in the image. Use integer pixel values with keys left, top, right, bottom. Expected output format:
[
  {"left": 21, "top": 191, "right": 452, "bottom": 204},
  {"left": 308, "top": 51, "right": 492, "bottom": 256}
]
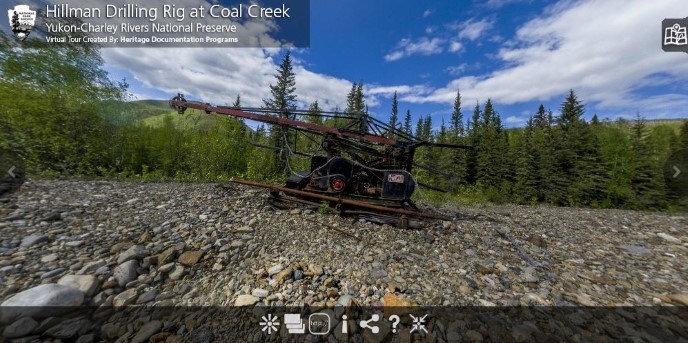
[
  {"left": 57, "top": 275, "right": 99, "bottom": 297},
  {"left": 78, "top": 260, "right": 106, "bottom": 274},
  {"left": 117, "top": 245, "right": 149, "bottom": 264},
  {"left": 234, "top": 294, "right": 259, "bottom": 306},
  {"left": 112, "top": 289, "right": 138, "bottom": 306},
  {"left": 113, "top": 260, "right": 138, "bottom": 287},
  {"left": 267, "top": 264, "right": 284, "bottom": 276},
  {"left": 20, "top": 235, "right": 47, "bottom": 248},
  {"left": 40, "top": 253, "right": 59, "bottom": 263},
  {"left": 657, "top": 233, "right": 681, "bottom": 243},
  {"left": 168, "top": 265, "right": 186, "bottom": 280},
  {"left": 251, "top": 288, "right": 269, "bottom": 298},
  {"left": 0, "top": 284, "right": 84, "bottom": 322}
]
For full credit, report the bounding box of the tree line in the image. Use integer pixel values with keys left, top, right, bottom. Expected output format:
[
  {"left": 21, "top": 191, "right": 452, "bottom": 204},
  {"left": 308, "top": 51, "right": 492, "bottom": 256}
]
[{"left": 1, "top": 37, "right": 685, "bottom": 210}]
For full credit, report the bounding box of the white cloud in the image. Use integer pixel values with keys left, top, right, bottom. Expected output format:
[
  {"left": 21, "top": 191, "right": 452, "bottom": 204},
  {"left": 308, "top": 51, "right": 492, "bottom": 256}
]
[
  {"left": 423, "top": 9, "right": 432, "bottom": 18},
  {"left": 403, "top": 0, "right": 688, "bottom": 118},
  {"left": 384, "top": 37, "right": 445, "bottom": 61},
  {"left": 449, "top": 41, "right": 464, "bottom": 53},
  {"left": 505, "top": 116, "right": 527, "bottom": 124},
  {"left": 456, "top": 18, "right": 495, "bottom": 41},
  {"left": 446, "top": 63, "right": 468, "bottom": 75},
  {"left": 485, "top": 0, "right": 529, "bottom": 9},
  {"left": 103, "top": 48, "right": 355, "bottom": 111}
]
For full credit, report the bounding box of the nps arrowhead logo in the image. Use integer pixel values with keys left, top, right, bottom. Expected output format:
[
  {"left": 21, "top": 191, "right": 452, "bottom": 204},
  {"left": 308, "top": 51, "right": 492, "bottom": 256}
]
[{"left": 8, "top": 5, "right": 36, "bottom": 41}]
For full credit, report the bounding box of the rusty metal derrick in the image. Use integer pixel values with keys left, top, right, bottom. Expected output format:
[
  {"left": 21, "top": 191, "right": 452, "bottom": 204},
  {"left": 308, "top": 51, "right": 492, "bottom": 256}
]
[{"left": 170, "top": 93, "right": 470, "bottom": 227}]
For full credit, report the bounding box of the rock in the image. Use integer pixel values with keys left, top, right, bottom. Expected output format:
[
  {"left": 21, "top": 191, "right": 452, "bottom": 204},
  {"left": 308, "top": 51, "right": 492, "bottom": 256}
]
[
  {"left": 3, "top": 317, "right": 38, "bottom": 338},
  {"left": 273, "top": 267, "right": 293, "bottom": 283},
  {"left": 117, "top": 245, "right": 149, "bottom": 264},
  {"left": 78, "top": 260, "right": 106, "bottom": 274},
  {"left": 309, "top": 265, "right": 324, "bottom": 276},
  {"left": 112, "top": 288, "right": 138, "bottom": 306},
  {"left": 267, "top": 264, "right": 284, "bottom": 276},
  {"left": 113, "top": 260, "right": 139, "bottom": 287},
  {"left": 667, "top": 294, "right": 688, "bottom": 306},
  {"left": 169, "top": 265, "right": 186, "bottom": 280},
  {"left": 442, "top": 221, "right": 452, "bottom": 230},
  {"left": 35, "top": 317, "right": 64, "bottom": 334},
  {"left": 465, "top": 329, "right": 483, "bottom": 342},
  {"left": 252, "top": 288, "right": 269, "bottom": 298},
  {"left": 178, "top": 251, "right": 204, "bottom": 266},
  {"left": 234, "top": 294, "right": 260, "bottom": 306},
  {"left": 157, "top": 247, "right": 178, "bottom": 265},
  {"left": 40, "top": 268, "right": 66, "bottom": 279},
  {"left": 527, "top": 234, "right": 548, "bottom": 248},
  {"left": 150, "top": 332, "right": 171, "bottom": 343},
  {"left": 370, "top": 269, "right": 388, "bottom": 278},
  {"left": 65, "top": 240, "right": 83, "bottom": 247},
  {"left": 76, "top": 333, "right": 95, "bottom": 343},
  {"left": 0, "top": 284, "right": 84, "bottom": 322},
  {"left": 40, "top": 253, "right": 59, "bottom": 263},
  {"left": 131, "top": 320, "right": 162, "bottom": 343},
  {"left": 326, "top": 288, "right": 339, "bottom": 298},
  {"left": 293, "top": 269, "right": 304, "bottom": 281},
  {"left": 58, "top": 275, "right": 99, "bottom": 297},
  {"left": 109, "top": 241, "right": 133, "bottom": 254},
  {"left": 142, "top": 256, "right": 158, "bottom": 268},
  {"left": 158, "top": 262, "right": 175, "bottom": 273},
  {"left": 185, "top": 328, "right": 214, "bottom": 343},
  {"left": 43, "top": 317, "right": 91, "bottom": 340},
  {"left": 41, "top": 211, "right": 62, "bottom": 222},
  {"left": 619, "top": 245, "right": 651, "bottom": 255},
  {"left": 383, "top": 293, "right": 413, "bottom": 307},
  {"left": 235, "top": 226, "right": 253, "bottom": 233},
  {"left": 657, "top": 233, "right": 681, "bottom": 243},
  {"left": 20, "top": 235, "right": 47, "bottom": 248},
  {"left": 137, "top": 289, "right": 158, "bottom": 304}
]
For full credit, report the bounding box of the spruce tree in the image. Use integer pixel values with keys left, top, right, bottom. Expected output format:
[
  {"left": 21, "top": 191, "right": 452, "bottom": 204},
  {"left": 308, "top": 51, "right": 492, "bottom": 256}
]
[
  {"left": 477, "top": 99, "right": 502, "bottom": 191},
  {"left": 466, "top": 101, "right": 482, "bottom": 184},
  {"left": 232, "top": 94, "right": 241, "bottom": 109},
  {"left": 513, "top": 117, "right": 538, "bottom": 203},
  {"left": 679, "top": 120, "right": 688, "bottom": 149},
  {"left": 403, "top": 110, "right": 412, "bottom": 136},
  {"left": 263, "top": 51, "right": 297, "bottom": 174},
  {"left": 263, "top": 51, "right": 297, "bottom": 117},
  {"left": 552, "top": 90, "right": 607, "bottom": 206},
  {"left": 389, "top": 91, "right": 399, "bottom": 136},
  {"left": 448, "top": 91, "right": 468, "bottom": 187},
  {"left": 416, "top": 117, "right": 424, "bottom": 139},
  {"left": 629, "top": 113, "right": 665, "bottom": 208},
  {"left": 450, "top": 90, "right": 464, "bottom": 137}
]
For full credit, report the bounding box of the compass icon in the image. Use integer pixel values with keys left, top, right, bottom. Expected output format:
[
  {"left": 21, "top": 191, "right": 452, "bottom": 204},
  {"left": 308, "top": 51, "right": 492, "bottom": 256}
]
[{"left": 259, "top": 314, "right": 280, "bottom": 334}]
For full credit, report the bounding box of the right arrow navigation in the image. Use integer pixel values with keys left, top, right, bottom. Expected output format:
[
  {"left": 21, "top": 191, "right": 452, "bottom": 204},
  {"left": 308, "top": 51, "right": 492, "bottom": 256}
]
[{"left": 664, "top": 150, "right": 688, "bottom": 202}]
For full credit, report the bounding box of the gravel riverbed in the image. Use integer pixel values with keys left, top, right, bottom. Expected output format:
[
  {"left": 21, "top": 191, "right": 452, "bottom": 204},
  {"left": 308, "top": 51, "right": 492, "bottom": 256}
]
[{"left": 0, "top": 180, "right": 686, "bottom": 342}]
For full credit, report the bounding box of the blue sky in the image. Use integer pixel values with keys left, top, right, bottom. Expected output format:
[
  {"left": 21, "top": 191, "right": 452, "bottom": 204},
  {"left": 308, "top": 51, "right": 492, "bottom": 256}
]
[{"left": 100, "top": 0, "right": 688, "bottom": 129}]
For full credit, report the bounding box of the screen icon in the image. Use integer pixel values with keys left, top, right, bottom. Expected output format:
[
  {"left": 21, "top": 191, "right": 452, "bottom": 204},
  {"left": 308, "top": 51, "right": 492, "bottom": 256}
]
[
  {"left": 662, "top": 18, "right": 688, "bottom": 53},
  {"left": 309, "top": 313, "right": 331, "bottom": 335},
  {"left": 409, "top": 314, "right": 428, "bottom": 333},
  {"left": 359, "top": 314, "right": 380, "bottom": 334},
  {"left": 283, "top": 313, "right": 306, "bottom": 334},
  {"left": 259, "top": 314, "right": 280, "bottom": 335}
]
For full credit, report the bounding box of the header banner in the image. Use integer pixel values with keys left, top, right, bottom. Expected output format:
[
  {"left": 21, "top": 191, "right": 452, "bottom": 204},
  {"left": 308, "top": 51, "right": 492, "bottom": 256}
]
[{"left": 5, "top": 0, "right": 310, "bottom": 47}]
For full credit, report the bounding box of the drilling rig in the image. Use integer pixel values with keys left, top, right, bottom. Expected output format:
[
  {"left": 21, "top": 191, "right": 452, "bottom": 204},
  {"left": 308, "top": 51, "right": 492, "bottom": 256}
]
[{"left": 170, "top": 93, "right": 469, "bottom": 227}]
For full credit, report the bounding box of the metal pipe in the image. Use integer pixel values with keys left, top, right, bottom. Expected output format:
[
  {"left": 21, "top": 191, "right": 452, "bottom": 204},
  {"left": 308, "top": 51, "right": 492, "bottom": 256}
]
[{"left": 230, "top": 178, "right": 447, "bottom": 220}]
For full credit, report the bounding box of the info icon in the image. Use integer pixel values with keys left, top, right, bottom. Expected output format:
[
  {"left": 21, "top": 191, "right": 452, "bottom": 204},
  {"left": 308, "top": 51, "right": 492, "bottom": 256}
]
[
  {"left": 308, "top": 313, "right": 331, "bottom": 335},
  {"left": 662, "top": 17, "right": 688, "bottom": 53}
]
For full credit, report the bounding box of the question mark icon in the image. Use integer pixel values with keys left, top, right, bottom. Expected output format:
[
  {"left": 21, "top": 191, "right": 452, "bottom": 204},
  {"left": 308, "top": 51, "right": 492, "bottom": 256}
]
[{"left": 388, "top": 315, "right": 400, "bottom": 333}]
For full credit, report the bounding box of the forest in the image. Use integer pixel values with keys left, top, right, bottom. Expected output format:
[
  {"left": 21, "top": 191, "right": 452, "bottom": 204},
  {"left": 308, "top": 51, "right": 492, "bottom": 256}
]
[{"left": 1, "top": 34, "right": 687, "bottom": 211}]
